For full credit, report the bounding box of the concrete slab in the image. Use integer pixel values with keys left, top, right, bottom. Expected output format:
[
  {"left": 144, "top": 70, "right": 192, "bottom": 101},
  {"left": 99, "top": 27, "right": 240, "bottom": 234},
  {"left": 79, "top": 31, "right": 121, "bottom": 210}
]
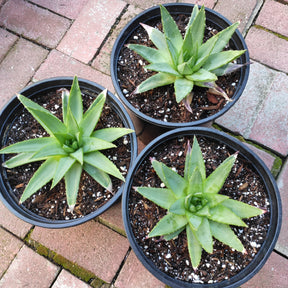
[{"left": 0, "top": 28, "right": 18, "bottom": 62}]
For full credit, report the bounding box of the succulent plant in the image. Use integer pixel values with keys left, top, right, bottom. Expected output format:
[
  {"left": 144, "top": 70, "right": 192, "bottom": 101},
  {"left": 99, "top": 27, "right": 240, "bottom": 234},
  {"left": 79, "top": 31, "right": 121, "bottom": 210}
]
[
  {"left": 128, "top": 5, "right": 247, "bottom": 112},
  {"left": 136, "top": 136, "right": 264, "bottom": 269},
  {"left": 0, "top": 76, "right": 134, "bottom": 212}
]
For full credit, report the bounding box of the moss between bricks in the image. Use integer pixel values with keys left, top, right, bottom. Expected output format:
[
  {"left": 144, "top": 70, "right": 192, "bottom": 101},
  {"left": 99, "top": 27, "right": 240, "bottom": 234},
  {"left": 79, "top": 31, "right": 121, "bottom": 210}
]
[
  {"left": 213, "top": 124, "right": 283, "bottom": 178},
  {"left": 25, "top": 237, "right": 106, "bottom": 288}
]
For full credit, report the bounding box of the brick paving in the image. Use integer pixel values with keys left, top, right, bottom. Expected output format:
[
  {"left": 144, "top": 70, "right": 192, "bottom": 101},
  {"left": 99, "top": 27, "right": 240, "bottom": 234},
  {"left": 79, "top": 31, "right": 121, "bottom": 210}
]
[{"left": 0, "top": 1, "right": 287, "bottom": 287}]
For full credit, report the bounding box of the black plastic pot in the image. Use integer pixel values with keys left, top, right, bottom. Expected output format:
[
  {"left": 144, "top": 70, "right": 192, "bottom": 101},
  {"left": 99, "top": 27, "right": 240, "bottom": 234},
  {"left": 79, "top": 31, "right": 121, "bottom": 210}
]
[
  {"left": 0, "top": 77, "right": 138, "bottom": 229},
  {"left": 111, "top": 3, "right": 250, "bottom": 129},
  {"left": 122, "top": 127, "right": 281, "bottom": 288}
]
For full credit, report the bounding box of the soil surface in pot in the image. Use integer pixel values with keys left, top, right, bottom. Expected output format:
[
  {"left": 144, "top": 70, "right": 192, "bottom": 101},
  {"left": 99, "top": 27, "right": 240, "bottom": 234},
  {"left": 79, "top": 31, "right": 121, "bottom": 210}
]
[
  {"left": 128, "top": 135, "right": 270, "bottom": 284},
  {"left": 117, "top": 14, "right": 242, "bottom": 123},
  {"left": 2, "top": 89, "right": 132, "bottom": 220}
]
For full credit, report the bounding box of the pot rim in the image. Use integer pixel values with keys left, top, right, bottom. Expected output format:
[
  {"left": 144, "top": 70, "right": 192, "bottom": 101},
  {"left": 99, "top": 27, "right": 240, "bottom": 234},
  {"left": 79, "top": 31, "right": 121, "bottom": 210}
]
[
  {"left": 111, "top": 3, "right": 250, "bottom": 129},
  {"left": 0, "top": 76, "right": 138, "bottom": 228},
  {"left": 122, "top": 127, "right": 282, "bottom": 288}
]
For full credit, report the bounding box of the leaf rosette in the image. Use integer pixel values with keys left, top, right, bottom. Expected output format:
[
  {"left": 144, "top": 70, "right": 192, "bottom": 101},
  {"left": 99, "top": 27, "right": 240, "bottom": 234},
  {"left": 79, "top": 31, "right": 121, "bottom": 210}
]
[
  {"left": 0, "top": 76, "right": 134, "bottom": 212},
  {"left": 136, "top": 136, "right": 263, "bottom": 269}
]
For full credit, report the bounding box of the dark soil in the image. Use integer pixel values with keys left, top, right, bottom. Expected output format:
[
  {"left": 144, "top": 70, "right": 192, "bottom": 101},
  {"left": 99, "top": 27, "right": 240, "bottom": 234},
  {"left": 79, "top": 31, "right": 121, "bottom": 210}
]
[
  {"left": 117, "top": 14, "right": 242, "bottom": 123},
  {"left": 2, "top": 88, "right": 132, "bottom": 220},
  {"left": 128, "top": 135, "right": 270, "bottom": 284}
]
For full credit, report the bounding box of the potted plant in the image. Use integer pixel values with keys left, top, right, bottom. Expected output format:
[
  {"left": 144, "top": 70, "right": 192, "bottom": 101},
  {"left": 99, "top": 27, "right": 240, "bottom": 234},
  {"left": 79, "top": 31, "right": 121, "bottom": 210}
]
[
  {"left": 122, "top": 127, "right": 281, "bottom": 288},
  {"left": 0, "top": 76, "right": 138, "bottom": 228},
  {"left": 111, "top": 3, "right": 250, "bottom": 129}
]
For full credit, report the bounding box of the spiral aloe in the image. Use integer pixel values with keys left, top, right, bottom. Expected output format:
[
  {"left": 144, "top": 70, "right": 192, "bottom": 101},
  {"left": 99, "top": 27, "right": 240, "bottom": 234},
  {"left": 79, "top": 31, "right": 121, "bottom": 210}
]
[
  {"left": 136, "top": 136, "right": 264, "bottom": 269},
  {"left": 128, "top": 5, "right": 247, "bottom": 112},
  {"left": 0, "top": 76, "right": 134, "bottom": 212}
]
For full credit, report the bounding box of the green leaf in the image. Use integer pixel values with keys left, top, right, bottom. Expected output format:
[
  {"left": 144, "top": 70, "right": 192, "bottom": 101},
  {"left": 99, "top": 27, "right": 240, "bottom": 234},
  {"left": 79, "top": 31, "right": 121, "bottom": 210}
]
[
  {"left": 222, "top": 199, "right": 264, "bottom": 218},
  {"left": 212, "top": 22, "right": 240, "bottom": 54},
  {"left": 80, "top": 90, "right": 106, "bottom": 137},
  {"left": 198, "top": 33, "right": 219, "bottom": 60},
  {"left": 163, "top": 226, "right": 185, "bottom": 241},
  {"left": 169, "top": 198, "right": 186, "bottom": 215},
  {"left": 68, "top": 76, "right": 83, "bottom": 125},
  {"left": 195, "top": 205, "right": 210, "bottom": 217},
  {"left": 209, "top": 204, "right": 247, "bottom": 227},
  {"left": 186, "top": 225, "right": 202, "bottom": 269},
  {"left": 84, "top": 151, "right": 124, "bottom": 181},
  {"left": 31, "top": 142, "right": 67, "bottom": 159},
  {"left": 51, "top": 156, "right": 76, "bottom": 189},
  {"left": 0, "top": 137, "right": 58, "bottom": 154},
  {"left": 177, "top": 59, "right": 194, "bottom": 75},
  {"left": 3, "top": 152, "right": 46, "bottom": 169},
  {"left": 195, "top": 217, "right": 213, "bottom": 253},
  {"left": 181, "top": 26, "right": 194, "bottom": 62},
  {"left": 186, "top": 69, "right": 217, "bottom": 83},
  {"left": 149, "top": 213, "right": 188, "bottom": 237},
  {"left": 185, "top": 136, "right": 206, "bottom": 181},
  {"left": 70, "top": 147, "right": 83, "bottom": 165},
  {"left": 82, "top": 137, "right": 116, "bottom": 153},
  {"left": 202, "top": 50, "right": 246, "bottom": 72},
  {"left": 209, "top": 220, "right": 245, "bottom": 252},
  {"left": 91, "top": 128, "right": 134, "bottom": 142},
  {"left": 204, "top": 153, "right": 237, "bottom": 194},
  {"left": 187, "top": 5, "right": 199, "bottom": 28},
  {"left": 174, "top": 78, "right": 194, "bottom": 103},
  {"left": 160, "top": 5, "right": 183, "bottom": 52},
  {"left": 186, "top": 211, "right": 203, "bottom": 230},
  {"left": 135, "top": 73, "right": 176, "bottom": 94},
  {"left": 66, "top": 105, "right": 80, "bottom": 136},
  {"left": 205, "top": 194, "right": 229, "bottom": 208},
  {"left": 187, "top": 167, "right": 203, "bottom": 196},
  {"left": 137, "top": 187, "right": 176, "bottom": 210},
  {"left": 65, "top": 162, "right": 82, "bottom": 210},
  {"left": 145, "top": 63, "right": 181, "bottom": 76},
  {"left": 128, "top": 44, "right": 168, "bottom": 64},
  {"left": 152, "top": 159, "right": 187, "bottom": 198},
  {"left": 17, "top": 94, "right": 67, "bottom": 142},
  {"left": 84, "top": 163, "right": 112, "bottom": 192},
  {"left": 60, "top": 88, "right": 69, "bottom": 125},
  {"left": 20, "top": 157, "right": 59, "bottom": 203}
]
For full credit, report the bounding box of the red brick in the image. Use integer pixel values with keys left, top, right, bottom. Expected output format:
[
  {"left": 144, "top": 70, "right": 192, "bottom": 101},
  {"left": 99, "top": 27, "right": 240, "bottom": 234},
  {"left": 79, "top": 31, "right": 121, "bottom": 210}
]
[
  {"left": 0, "top": 28, "right": 18, "bottom": 62},
  {"left": 57, "top": 0, "right": 126, "bottom": 64},
  {"left": 30, "top": 0, "right": 89, "bottom": 19},
  {"left": 215, "top": 0, "right": 258, "bottom": 32},
  {"left": 52, "top": 269, "right": 92, "bottom": 288},
  {"left": 246, "top": 26, "right": 288, "bottom": 74},
  {"left": 256, "top": 0, "right": 288, "bottom": 38},
  {"left": 179, "top": 0, "right": 216, "bottom": 9},
  {"left": 0, "top": 0, "right": 71, "bottom": 48},
  {"left": 0, "top": 245, "right": 59, "bottom": 287},
  {"left": 115, "top": 251, "right": 166, "bottom": 288},
  {"left": 31, "top": 221, "right": 130, "bottom": 283},
  {"left": 0, "top": 38, "right": 49, "bottom": 110},
  {"left": 0, "top": 202, "right": 32, "bottom": 239},
  {"left": 34, "top": 49, "right": 114, "bottom": 92},
  {"left": 0, "top": 228, "right": 23, "bottom": 277},
  {"left": 242, "top": 252, "right": 288, "bottom": 288},
  {"left": 249, "top": 71, "right": 288, "bottom": 156},
  {"left": 276, "top": 160, "right": 288, "bottom": 257}
]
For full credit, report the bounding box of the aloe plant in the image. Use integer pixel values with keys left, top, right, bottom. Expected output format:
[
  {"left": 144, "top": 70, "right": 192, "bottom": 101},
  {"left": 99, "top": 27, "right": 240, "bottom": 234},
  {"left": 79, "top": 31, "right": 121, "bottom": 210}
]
[
  {"left": 136, "top": 136, "right": 264, "bottom": 269},
  {"left": 0, "top": 76, "right": 134, "bottom": 212},
  {"left": 128, "top": 5, "right": 247, "bottom": 112}
]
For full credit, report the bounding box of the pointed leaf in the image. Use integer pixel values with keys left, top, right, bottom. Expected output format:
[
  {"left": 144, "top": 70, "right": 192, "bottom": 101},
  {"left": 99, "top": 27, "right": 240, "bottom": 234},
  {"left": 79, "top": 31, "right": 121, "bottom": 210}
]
[
  {"left": 82, "top": 137, "right": 116, "bottom": 153},
  {"left": 209, "top": 220, "right": 245, "bottom": 252},
  {"left": 187, "top": 167, "right": 203, "bottom": 196},
  {"left": 60, "top": 88, "right": 69, "bottom": 125},
  {"left": 198, "top": 33, "right": 219, "bottom": 60},
  {"left": 186, "top": 225, "right": 202, "bottom": 269},
  {"left": 0, "top": 137, "right": 58, "bottom": 154},
  {"left": 166, "top": 37, "right": 179, "bottom": 68},
  {"left": 186, "top": 69, "right": 217, "bottom": 83},
  {"left": 31, "top": 142, "right": 67, "bottom": 159},
  {"left": 169, "top": 198, "right": 186, "bottom": 215},
  {"left": 145, "top": 63, "right": 181, "bottom": 76},
  {"left": 3, "top": 152, "right": 46, "bottom": 169},
  {"left": 91, "top": 128, "right": 134, "bottom": 142},
  {"left": 222, "top": 199, "right": 264, "bottom": 218},
  {"left": 152, "top": 159, "right": 187, "bottom": 198},
  {"left": 65, "top": 162, "right": 82, "bottom": 210},
  {"left": 204, "top": 153, "right": 237, "bottom": 194},
  {"left": 195, "top": 217, "right": 213, "bottom": 253},
  {"left": 84, "top": 151, "right": 124, "bottom": 181},
  {"left": 70, "top": 147, "right": 83, "bottom": 165},
  {"left": 84, "top": 163, "right": 112, "bottom": 192},
  {"left": 186, "top": 211, "right": 203, "bottom": 230},
  {"left": 163, "top": 226, "right": 185, "bottom": 241},
  {"left": 51, "top": 156, "right": 76, "bottom": 189},
  {"left": 211, "top": 62, "right": 250, "bottom": 76},
  {"left": 20, "top": 158, "right": 59, "bottom": 203},
  {"left": 66, "top": 105, "right": 80, "bottom": 136},
  {"left": 137, "top": 187, "right": 176, "bottom": 210},
  {"left": 68, "top": 76, "right": 83, "bottom": 124},
  {"left": 174, "top": 78, "right": 194, "bottom": 103},
  {"left": 135, "top": 73, "right": 176, "bottom": 94},
  {"left": 149, "top": 213, "right": 188, "bottom": 237},
  {"left": 187, "top": 5, "right": 199, "bottom": 28},
  {"left": 209, "top": 204, "right": 247, "bottom": 227},
  {"left": 80, "top": 90, "right": 106, "bottom": 137},
  {"left": 205, "top": 194, "right": 229, "bottom": 208}
]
